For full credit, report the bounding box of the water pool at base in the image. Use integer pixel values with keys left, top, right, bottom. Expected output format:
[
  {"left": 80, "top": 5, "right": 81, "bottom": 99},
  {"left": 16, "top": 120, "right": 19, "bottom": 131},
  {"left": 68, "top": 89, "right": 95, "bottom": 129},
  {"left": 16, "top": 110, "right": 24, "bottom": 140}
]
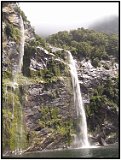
[{"left": 8, "top": 144, "right": 119, "bottom": 158}]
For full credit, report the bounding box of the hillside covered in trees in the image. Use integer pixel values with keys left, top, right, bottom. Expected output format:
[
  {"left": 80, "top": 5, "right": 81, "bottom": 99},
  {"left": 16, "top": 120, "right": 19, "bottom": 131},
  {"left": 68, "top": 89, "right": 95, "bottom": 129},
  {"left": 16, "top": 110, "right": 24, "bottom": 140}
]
[{"left": 47, "top": 28, "right": 118, "bottom": 67}]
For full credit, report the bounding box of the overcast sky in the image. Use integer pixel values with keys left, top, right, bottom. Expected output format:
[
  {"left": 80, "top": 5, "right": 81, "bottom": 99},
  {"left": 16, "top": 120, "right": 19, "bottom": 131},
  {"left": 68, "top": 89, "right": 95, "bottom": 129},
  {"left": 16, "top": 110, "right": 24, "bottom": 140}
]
[{"left": 19, "top": 2, "right": 118, "bottom": 36}]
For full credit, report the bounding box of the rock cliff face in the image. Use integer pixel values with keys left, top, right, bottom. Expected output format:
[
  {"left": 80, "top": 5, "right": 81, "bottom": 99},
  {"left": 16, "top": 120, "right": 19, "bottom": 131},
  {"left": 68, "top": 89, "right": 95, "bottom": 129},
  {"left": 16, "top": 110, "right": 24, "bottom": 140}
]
[
  {"left": 2, "top": 3, "right": 35, "bottom": 73},
  {"left": 78, "top": 59, "right": 118, "bottom": 102},
  {"left": 2, "top": 2, "right": 119, "bottom": 155},
  {"left": 2, "top": 2, "right": 75, "bottom": 154},
  {"left": 77, "top": 58, "right": 119, "bottom": 145}
]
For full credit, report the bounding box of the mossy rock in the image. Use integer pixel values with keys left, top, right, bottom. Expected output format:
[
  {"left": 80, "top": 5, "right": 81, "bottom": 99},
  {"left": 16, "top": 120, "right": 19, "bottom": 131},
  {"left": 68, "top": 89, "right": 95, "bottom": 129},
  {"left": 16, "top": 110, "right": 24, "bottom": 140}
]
[
  {"left": 3, "top": 70, "right": 12, "bottom": 80},
  {"left": 2, "top": 85, "right": 28, "bottom": 152},
  {"left": 5, "top": 23, "right": 21, "bottom": 43}
]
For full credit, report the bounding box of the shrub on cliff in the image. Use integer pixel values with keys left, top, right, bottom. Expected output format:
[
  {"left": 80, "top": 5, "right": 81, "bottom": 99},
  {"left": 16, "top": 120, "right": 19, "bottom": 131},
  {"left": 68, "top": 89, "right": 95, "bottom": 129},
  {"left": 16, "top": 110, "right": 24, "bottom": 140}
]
[
  {"left": 5, "top": 23, "right": 21, "bottom": 43},
  {"left": 16, "top": 6, "right": 30, "bottom": 23},
  {"left": 86, "top": 76, "right": 119, "bottom": 136}
]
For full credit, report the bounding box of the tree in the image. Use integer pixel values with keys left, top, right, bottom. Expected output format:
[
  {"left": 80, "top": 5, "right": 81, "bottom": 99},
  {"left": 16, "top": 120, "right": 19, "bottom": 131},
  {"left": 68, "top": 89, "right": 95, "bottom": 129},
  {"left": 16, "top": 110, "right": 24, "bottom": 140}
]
[{"left": 77, "top": 42, "right": 93, "bottom": 57}]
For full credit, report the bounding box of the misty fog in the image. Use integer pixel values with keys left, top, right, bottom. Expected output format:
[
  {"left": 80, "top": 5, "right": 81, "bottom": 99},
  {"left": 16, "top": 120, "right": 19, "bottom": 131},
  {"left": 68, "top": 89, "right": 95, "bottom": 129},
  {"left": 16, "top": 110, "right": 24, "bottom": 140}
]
[
  {"left": 19, "top": 2, "right": 118, "bottom": 37},
  {"left": 34, "top": 15, "right": 118, "bottom": 37},
  {"left": 89, "top": 16, "right": 118, "bottom": 34}
]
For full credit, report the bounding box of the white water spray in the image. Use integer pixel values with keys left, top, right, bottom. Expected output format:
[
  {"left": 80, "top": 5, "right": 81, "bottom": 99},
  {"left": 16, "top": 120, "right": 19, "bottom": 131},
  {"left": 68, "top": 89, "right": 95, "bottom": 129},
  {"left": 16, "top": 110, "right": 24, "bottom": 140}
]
[
  {"left": 67, "top": 51, "right": 89, "bottom": 147},
  {"left": 18, "top": 15, "right": 25, "bottom": 73},
  {"left": 14, "top": 15, "right": 25, "bottom": 155},
  {"left": 11, "top": 16, "right": 25, "bottom": 155}
]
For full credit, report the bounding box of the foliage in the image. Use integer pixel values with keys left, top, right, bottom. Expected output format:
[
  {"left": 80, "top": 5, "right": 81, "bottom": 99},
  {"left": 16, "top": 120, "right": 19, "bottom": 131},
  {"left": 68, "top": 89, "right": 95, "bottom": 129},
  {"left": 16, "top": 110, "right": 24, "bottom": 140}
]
[
  {"left": 35, "top": 34, "right": 47, "bottom": 48},
  {"left": 38, "top": 105, "right": 74, "bottom": 146},
  {"left": 47, "top": 28, "right": 119, "bottom": 66},
  {"left": 91, "top": 58, "right": 100, "bottom": 68},
  {"left": 22, "top": 35, "right": 51, "bottom": 77},
  {"left": 22, "top": 40, "right": 68, "bottom": 83},
  {"left": 2, "top": 70, "right": 12, "bottom": 80},
  {"left": 2, "top": 85, "right": 27, "bottom": 152},
  {"left": 5, "top": 23, "right": 21, "bottom": 43},
  {"left": 103, "top": 63, "right": 110, "bottom": 70},
  {"left": 16, "top": 6, "right": 29, "bottom": 22},
  {"left": 2, "top": 109, "right": 12, "bottom": 150},
  {"left": 86, "top": 76, "right": 119, "bottom": 132},
  {"left": 106, "top": 34, "right": 119, "bottom": 60},
  {"left": 27, "top": 35, "right": 50, "bottom": 51},
  {"left": 38, "top": 106, "right": 60, "bottom": 129}
]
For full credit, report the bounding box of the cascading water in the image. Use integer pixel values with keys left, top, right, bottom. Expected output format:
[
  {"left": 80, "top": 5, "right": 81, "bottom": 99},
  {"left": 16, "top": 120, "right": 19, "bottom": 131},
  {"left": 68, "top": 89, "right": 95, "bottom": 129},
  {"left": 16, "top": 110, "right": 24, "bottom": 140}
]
[
  {"left": 10, "top": 15, "right": 25, "bottom": 155},
  {"left": 67, "top": 51, "right": 89, "bottom": 148},
  {"left": 17, "top": 15, "right": 25, "bottom": 154},
  {"left": 18, "top": 15, "right": 25, "bottom": 73}
]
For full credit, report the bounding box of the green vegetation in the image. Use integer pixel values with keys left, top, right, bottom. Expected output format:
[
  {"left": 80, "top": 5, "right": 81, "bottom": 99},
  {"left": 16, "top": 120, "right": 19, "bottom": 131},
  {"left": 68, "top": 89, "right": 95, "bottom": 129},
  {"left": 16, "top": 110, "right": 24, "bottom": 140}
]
[
  {"left": 22, "top": 39, "right": 69, "bottom": 83},
  {"left": 38, "top": 107, "right": 61, "bottom": 129},
  {"left": 2, "top": 70, "right": 12, "bottom": 80},
  {"left": 5, "top": 23, "right": 21, "bottom": 43},
  {"left": 91, "top": 58, "right": 100, "bottom": 68},
  {"left": 35, "top": 34, "right": 47, "bottom": 48},
  {"left": 16, "top": 6, "right": 30, "bottom": 23},
  {"left": 25, "top": 34, "right": 50, "bottom": 51},
  {"left": 47, "top": 28, "right": 119, "bottom": 67},
  {"left": 2, "top": 84, "right": 27, "bottom": 152},
  {"left": 22, "top": 34, "right": 51, "bottom": 78},
  {"left": 38, "top": 106, "right": 74, "bottom": 146},
  {"left": 86, "top": 76, "right": 119, "bottom": 133}
]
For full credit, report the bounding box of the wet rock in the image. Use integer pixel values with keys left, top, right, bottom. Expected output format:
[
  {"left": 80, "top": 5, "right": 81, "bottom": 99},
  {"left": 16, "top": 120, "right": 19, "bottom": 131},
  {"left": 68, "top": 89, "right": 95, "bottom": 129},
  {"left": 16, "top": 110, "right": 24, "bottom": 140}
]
[
  {"left": 77, "top": 59, "right": 118, "bottom": 105},
  {"left": 97, "top": 136, "right": 107, "bottom": 146}
]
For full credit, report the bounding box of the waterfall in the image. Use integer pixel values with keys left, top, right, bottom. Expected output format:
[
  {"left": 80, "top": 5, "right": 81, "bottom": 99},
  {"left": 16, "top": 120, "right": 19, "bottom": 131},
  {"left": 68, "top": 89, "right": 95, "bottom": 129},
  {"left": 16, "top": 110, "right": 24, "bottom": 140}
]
[
  {"left": 14, "top": 15, "right": 25, "bottom": 155},
  {"left": 18, "top": 15, "right": 25, "bottom": 141},
  {"left": 18, "top": 15, "right": 25, "bottom": 73},
  {"left": 10, "top": 16, "right": 25, "bottom": 155},
  {"left": 67, "top": 51, "right": 89, "bottom": 147}
]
